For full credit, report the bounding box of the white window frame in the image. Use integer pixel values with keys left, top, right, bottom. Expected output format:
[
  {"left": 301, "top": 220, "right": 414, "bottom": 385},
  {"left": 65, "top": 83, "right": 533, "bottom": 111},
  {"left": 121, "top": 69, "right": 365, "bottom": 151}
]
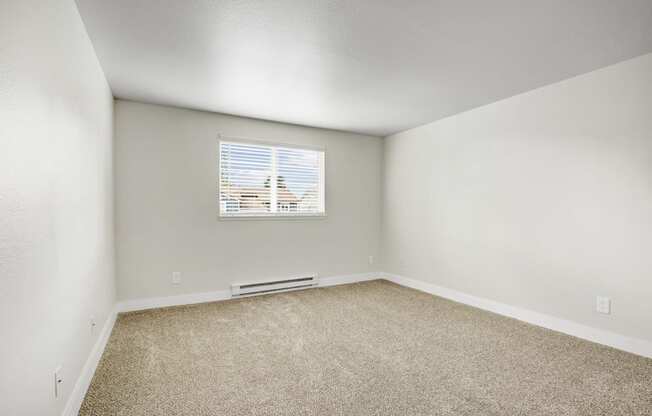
[{"left": 218, "top": 135, "right": 326, "bottom": 220}]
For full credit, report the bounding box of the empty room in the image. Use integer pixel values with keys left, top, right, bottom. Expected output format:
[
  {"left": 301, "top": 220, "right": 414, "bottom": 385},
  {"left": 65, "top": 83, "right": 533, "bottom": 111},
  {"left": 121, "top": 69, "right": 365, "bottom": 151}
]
[{"left": 3, "top": 1, "right": 652, "bottom": 415}]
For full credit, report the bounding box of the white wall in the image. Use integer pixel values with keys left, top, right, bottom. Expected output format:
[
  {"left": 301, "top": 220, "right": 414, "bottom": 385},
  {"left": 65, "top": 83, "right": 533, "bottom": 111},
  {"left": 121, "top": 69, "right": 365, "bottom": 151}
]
[
  {"left": 0, "top": 1, "right": 115, "bottom": 415},
  {"left": 383, "top": 53, "right": 652, "bottom": 343},
  {"left": 114, "top": 100, "right": 382, "bottom": 301}
]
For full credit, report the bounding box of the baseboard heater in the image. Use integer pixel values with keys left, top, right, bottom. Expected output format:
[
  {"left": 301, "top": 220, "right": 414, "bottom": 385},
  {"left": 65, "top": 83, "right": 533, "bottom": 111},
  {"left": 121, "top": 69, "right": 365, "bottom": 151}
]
[{"left": 231, "top": 275, "right": 319, "bottom": 298}]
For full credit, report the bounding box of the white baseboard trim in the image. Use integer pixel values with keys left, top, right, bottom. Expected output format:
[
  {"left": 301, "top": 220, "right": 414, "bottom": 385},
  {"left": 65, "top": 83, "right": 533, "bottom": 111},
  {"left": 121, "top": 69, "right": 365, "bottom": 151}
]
[
  {"left": 118, "top": 289, "right": 232, "bottom": 313},
  {"left": 319, "top": 272, "right": 379, "bottom": 287},
  {"left": 62, "top": 306, "right": 118, "bottom": 416},
  {"left": 117, "top": 272, "right": 381, "bottom": 313},
  {"left": 383, "top": 273, "right": 652, "bottom": 359}
]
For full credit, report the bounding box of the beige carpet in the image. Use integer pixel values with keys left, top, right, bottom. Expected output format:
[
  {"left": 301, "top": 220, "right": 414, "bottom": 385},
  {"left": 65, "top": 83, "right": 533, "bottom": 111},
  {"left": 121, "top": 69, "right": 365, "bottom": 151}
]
[{"left": 80, "top": 280, "right": 652, "bottom": 415}]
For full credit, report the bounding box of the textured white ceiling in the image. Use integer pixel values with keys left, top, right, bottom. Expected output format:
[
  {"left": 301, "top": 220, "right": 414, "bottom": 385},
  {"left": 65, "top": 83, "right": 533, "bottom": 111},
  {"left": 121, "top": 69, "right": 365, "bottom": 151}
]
[{"left": 76, "top": 0, "right": 652, "bottom": 136}]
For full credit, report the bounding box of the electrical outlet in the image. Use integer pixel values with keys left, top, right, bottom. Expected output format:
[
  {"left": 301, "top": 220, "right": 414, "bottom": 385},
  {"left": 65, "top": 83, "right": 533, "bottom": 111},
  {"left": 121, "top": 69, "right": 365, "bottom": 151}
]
[
  {"left": 54, "top": 366, "right": 63, "bottom": 399},
  {"left": 596, "top": 296, "right": 611, "bottom": 314},
  {"left": 368, "top": 255, "right": 374, "bottom": 265},
  {"left": 172, "top": 272, "right": 181, "bottom": 285},
  {"left": 90, "top": 315, "right": 97, "bottom": 334}
]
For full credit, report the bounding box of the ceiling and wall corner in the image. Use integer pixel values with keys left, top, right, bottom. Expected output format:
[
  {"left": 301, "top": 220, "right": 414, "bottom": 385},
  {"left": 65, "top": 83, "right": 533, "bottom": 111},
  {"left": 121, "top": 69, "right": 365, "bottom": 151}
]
[{"left": 75, "top": 0, "right": 652, "bottom": 136}]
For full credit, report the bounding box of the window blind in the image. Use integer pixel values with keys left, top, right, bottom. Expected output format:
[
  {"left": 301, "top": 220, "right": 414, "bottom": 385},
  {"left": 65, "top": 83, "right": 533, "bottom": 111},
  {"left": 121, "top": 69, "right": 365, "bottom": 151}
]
[{"left": 219, "top": 140, "right": 325, "bottom": 217}]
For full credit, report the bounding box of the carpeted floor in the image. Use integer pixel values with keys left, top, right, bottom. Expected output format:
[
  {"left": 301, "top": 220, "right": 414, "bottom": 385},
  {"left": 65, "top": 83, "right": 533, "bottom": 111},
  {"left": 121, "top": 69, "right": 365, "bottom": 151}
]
[{"left": 80, "top": 280, "right": 652, "bottom": 415}]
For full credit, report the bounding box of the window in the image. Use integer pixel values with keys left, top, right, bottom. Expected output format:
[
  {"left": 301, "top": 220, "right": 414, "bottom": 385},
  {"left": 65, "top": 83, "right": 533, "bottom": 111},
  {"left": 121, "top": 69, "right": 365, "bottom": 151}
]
[{"left": 219, "top": 139, "right": 325, "bottom": 218}]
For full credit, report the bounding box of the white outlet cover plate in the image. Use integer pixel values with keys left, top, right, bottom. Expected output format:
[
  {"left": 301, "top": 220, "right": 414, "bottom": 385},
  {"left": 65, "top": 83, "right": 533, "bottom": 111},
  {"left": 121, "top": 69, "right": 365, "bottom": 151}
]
[
  {"left": 596, "top": 296, "right": 611, "bottom": 314},
  {"left": 54, "top": 366, "right": 62, "bottom": 398}
]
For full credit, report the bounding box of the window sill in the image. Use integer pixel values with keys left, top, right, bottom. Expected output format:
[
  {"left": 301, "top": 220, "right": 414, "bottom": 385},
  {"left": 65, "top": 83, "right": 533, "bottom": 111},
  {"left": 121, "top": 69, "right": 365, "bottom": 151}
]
[{"left": 218, "top": 213, "right": 327, "bottom": 221}]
